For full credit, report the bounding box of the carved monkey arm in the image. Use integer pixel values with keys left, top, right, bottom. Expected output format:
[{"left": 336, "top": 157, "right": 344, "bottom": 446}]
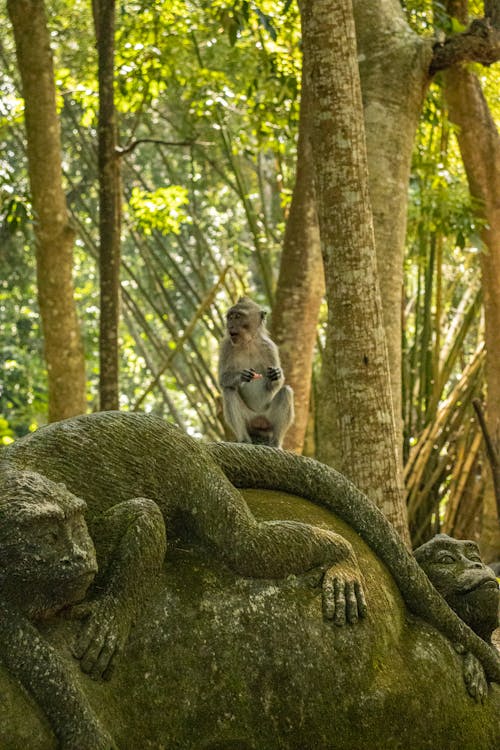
[
  {"left": 227, "top": 518, "right": 367, "bottom": 626},
  {"left": 72, "top": 498, "right": 166, "bottom": 680},
  {"left": 0, "top": 600, "right": 116, "bottom": 750}
]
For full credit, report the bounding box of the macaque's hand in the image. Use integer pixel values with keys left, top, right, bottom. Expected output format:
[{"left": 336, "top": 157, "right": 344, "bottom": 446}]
[
  {"left": 71, "top": 596, "right": 131, "bottom": 681},
  {"left": 241, "top": 368, "right": 262, "bottom": 382},
  {"left": 321, "top": 559, "right": 367, "bottom": 626},
  {"left": 454, "top": 645, "right": 488, "bottom": 703},
  {"left": 266, "top": 366, "right": 282, "bottom": 382}
]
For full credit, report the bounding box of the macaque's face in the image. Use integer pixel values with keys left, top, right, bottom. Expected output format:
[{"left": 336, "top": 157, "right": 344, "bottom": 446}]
[
  {"left": 0, "top": 473, "right": 98, "bottom": 618},
  {"left": 415, "top": 535, "right": 499, "bottom": 641},
  {"left": 226, "top": 303, "right": 262, "bottom": 346}
]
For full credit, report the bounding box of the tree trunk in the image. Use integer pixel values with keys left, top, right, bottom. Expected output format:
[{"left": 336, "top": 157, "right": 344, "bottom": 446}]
[
  {"left": 270, "top": 82, "right": 324, "bottom": 454},
  {"left": 301, "top": 0, "right": 410, "bottom": 543},
  {"left": 443, "top": 56, "right": 500, "bottom": 559},
  {"left": 7, "top": 0, "right": 86, "bottom": 422},
  {"left": 93, "top": 0, "right": 121, "bottom": 411},
  {"left": 353, "top": 0, "right": 433, "bottom": 460}
]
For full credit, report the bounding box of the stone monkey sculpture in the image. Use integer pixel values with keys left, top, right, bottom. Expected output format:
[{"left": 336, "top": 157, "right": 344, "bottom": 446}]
[
  {"left": 414, "top": 535, "right": 499, "bottom": 643},
  {"left": 218, "top": 297, "right": 294, "bottom": 447},
  {"left": 0, "top": 412, "right": 364, "bottom": 749},
  {"left": 414, "top": 534, "right": 500, "bottom": 702},
  {"left": 1, "top": 412, "right": 500, "bottom": 748}
]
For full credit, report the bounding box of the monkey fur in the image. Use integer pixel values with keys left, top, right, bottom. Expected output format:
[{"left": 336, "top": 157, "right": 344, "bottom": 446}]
[{"left": 218, "top": 297, "right": 294, "bottom": 448}]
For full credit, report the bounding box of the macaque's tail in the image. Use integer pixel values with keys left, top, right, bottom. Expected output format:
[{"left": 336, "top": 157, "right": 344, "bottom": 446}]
[{"left": 207, "top": 442, "right": 500, "bottom": 684}]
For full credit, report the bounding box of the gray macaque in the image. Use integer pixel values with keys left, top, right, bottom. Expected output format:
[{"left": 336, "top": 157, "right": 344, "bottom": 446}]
[{"left": 218, "top": 297, "right": 294, "bottom": 448}]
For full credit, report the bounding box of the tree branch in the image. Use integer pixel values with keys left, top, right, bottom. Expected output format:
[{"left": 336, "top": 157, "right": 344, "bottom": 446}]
[
  {"left": 430, "top": 16, "right": 500, "bottom": 75},
  {"left": 116, "top": 138, "right": 210, "bottom": 157}
]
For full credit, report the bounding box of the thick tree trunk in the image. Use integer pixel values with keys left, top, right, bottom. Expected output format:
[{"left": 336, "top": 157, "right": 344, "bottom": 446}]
[
  {"left": 353, "top": 0, "right": 433, "bottom": 459},
  {"left": 273, "top": 1, "right": 433, "bottom": 459},
  {"left": 93, "top": 0, "right": 121, "bottom": 411},
  {"left": 7, "top": 0, "right": 86, "bottom": 422},
  {"left": 301, "top": 0, "right": 410, "bottom": 543},
  {"left": 444, "top": 64, "right": 500, "bottom": 560},
  {"left": 270, "top": 83, "right": 324, "bottom": 454}
]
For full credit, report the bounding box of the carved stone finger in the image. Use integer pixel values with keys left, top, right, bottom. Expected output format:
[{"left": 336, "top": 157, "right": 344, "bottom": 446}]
[
  {"left": 345, "top": 581, "right": 358, "bottom": 624},
  {"left": 333, "top": 577, "right": 346, "bottom": 626},
  {"left": 73, "top": 615, "right": 98, "bottom": 660},
  {"left": 354, "top": 580, "right": 368, "bottom": 619},
  {"left": 321, "top": 571, "right": 336, "bottom": 620},
  {"left": 79, "top": 635, "right": 106, "bottom": 675},
  {"left": 91, "top": 631, "right": 118, "bottom": 681}
]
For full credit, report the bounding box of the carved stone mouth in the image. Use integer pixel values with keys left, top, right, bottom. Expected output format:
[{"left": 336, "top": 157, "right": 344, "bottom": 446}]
[{"left": 466, "top": 578, "right": 499, "bottom": 593}]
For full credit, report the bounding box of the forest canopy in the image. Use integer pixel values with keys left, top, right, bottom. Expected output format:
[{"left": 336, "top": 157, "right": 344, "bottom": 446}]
[{"left": 2, "top": 0, "right": 500, "bottom": 553}]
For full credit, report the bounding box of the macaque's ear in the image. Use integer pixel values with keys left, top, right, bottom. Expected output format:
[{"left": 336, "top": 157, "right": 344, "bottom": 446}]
[{"left": 261, "top": 310, "right": 267, "bottom": 321}]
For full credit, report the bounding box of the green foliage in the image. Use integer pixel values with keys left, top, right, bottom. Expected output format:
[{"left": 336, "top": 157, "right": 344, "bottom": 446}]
[
  {"left": 128, "top": 186, "right": 190, "bottom": 236},
  {"left": 2, "top": 0, "right": 500, "bottom": 550}
]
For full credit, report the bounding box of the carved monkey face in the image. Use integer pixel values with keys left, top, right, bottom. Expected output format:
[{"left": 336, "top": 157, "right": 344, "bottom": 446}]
[
  {"left": 0, "top": 471, "right": 98, "bottom": 618},
  {"left": 226, "top": 297, "right": 265, "bottom": 345},
  {"left": 414, "top": 534, "right": 499, "bottom": 642}
]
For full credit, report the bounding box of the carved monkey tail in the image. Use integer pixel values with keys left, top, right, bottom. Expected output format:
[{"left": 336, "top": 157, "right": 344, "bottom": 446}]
[{"left": 206, "top": 442, "right": 500, "bottom": 685}]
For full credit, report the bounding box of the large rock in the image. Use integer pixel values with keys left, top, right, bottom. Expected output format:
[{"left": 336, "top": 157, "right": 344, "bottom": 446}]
[{"left": 1, "top": 490, "right": 499, "bottom": 750}]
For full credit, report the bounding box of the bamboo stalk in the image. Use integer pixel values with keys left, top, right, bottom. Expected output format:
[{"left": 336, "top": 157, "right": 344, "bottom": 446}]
[{"left": 132, "top": 269, "right": 229, "bottom": 410}]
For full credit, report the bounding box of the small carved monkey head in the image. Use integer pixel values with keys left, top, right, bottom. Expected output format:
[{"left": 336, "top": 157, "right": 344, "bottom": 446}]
[
  {"left": 226, "top": 297, "right": 266, "bottom": 346},
  {"left": 0, "top": 470, "right": 98, "bottom": 618},
  {"left": 414, "top": 534, "right": 499, "bottom": 642}
]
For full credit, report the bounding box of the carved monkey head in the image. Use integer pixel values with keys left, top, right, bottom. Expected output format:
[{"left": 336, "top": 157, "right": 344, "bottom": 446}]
[
  {"left": 226, "top": 297, "right": 266, "bottom": 346},
  {"left": 0, "top": 470, "right": 98, "bottom": 619},
  {"left": 414, "top": 534, "right": 499, "bottom": 642}
]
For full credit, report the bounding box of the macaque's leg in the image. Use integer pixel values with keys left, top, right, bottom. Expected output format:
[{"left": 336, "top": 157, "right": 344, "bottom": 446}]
[
  {"left": 266, "top": 385, "right": 294, "bottom": 448},
  {"left": 73, "top": 498, "right": 166, "bottom": 680},
  {"left": 222, "top": 389, "right": 254, "bottom": 442}
]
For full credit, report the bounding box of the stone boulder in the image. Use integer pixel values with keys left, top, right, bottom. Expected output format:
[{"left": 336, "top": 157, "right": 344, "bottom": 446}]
[{"left": 1, "top": 490, "right": 499, "bottom": 750}]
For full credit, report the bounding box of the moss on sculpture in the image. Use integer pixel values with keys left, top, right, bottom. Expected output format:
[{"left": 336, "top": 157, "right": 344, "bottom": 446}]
[
  {"left": 0, "top": 412, "right": 499, "bottom": 749},
  {"left": 0, "top": 489, "right": 499, "bottom": 749}
]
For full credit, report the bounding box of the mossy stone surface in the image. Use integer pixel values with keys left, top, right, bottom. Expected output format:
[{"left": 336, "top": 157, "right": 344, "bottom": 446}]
[{"left": 1, "top": 489, "right": 499, "bottom": 750}]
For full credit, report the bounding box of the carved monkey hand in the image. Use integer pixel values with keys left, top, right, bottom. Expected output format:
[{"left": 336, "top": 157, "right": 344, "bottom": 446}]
[
  {"left": 241, "top": 368, "right": 262, "bottom": 382},
  {"left": 71, "top": 595, "right": 132, "bottom": 681},
  {"left": 321, "top": 559, "right": 367, "bottom": 626},
  {"left": 454, "top": 644, "right": 488, "bottom": 703},
  {"left": 266, "top": 366, "right": 282, "bottom": 382}
]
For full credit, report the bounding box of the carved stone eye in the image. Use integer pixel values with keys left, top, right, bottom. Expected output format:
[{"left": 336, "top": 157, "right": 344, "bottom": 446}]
[
  {"left": 436, "top": 552, "right": 455, "bottom": 564},
  {"left": 467, "top": 553, "right": 482, "bottom": 563}
]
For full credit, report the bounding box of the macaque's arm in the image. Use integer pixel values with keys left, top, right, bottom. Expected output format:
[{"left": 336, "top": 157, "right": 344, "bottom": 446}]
[
  {"left": 220, "top": 369, "right": 245, "bottom": 389},
  {"left": 0, "top": 601, "right": 116, "bottom": 750},
  {"left": 72, "top": 498, "right": 166, "bottom": 680}
]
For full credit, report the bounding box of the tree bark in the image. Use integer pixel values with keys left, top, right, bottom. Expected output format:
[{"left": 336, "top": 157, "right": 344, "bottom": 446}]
[
  {"left": 7, "top": 0, "right": 86, "bottom": 422},
  {"left": 442, "top": 1, "right": 500, "bottom": 560},
  {"left": 270, "top": 82, "right": 324, "bottom": 454},
  {"left": 301, "top": 0, "right": 410, "bottom": 543},
  {"left": 93, "top": 0, "right": 121, "bottom": 411},
  {"left": 353, "top": 0, "right": 433, "bottom": 460}
]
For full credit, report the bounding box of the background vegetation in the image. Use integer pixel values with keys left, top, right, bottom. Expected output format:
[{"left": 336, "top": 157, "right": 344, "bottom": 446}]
[{"left": 1, "top": 0, "right": 499, "bottom": 549}]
